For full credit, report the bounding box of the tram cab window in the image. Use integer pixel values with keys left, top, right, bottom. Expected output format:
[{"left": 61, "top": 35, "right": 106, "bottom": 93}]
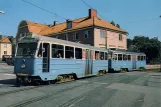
[
  {"left": 105, "top": 53, "right": 108, "bottom": 60},
  {"left": 141, "top": 56, "right": 144, "bottom": 61},
  {"left": 123, "top": 54, "right": 128, "bottom": 60},
  {"left": 52, "top": 44, "right": 64, "bottom": 58},
  {"left": 65, "top": 46, "right": 74, "bottom": 58},
  {"left": 37, "top": 43, "right": 42, "bottom": 57},
  {"left": 118, "top": 54, "right": 122, "bottom": 60},
  {"left": 128, "top": 55, "right": 131, "bottom": 60},
  {"left": 100, "top": 52, "right": 104, "bottom": 60},
  {"left": 75, "top": 48, "right": 82, "bottom": 59},
  {"left": 95, "top": 51, "right": 99, "bottom": 60}
]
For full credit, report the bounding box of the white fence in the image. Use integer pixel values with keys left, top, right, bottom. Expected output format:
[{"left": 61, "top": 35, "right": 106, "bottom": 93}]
[{"left": 146, "top": 64, "right": 160, "bottom": 69}]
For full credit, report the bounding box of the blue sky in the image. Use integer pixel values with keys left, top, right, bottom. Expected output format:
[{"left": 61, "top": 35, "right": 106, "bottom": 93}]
[{"left": 0, "top": 0, "right": 161, "bottom": 40}]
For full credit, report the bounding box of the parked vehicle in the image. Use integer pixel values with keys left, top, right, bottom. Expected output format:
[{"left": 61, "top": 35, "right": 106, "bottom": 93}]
[
  {"left": 2, "top": 55, "right": 10, "bottom": 61},
  {"left": 6, "top": 56, "right": 14, "bottom": 66}
]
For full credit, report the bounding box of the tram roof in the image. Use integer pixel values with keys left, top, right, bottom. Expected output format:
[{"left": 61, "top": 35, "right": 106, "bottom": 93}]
[
  {"left": 110, "top": 50, "right": 146, "bottom": 55},
  {"left": 32, "top": 34, "right": 109, "bottom": 52}
]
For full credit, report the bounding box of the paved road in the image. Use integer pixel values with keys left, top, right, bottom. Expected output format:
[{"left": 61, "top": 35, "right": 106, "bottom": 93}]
[
  {"left": 0, "top": 71, "right": 160, "bottom": 107},
  {"left": 0, "top": 63, "right": 15, "bottom": 87}
]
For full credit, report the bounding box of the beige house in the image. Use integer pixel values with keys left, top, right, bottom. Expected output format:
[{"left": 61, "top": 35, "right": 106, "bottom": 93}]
[
  {"left": 16, "top": 9, "right": 128, "bottom": 50},
  {"left": 0, "top": 37, "right": 12, "bottom": 58}
]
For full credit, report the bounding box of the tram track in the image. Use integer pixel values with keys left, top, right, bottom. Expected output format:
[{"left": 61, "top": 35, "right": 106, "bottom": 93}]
[
  {"left": 7, "top": 74, "right": 129, "bottom": 107},
  {"left": 0, "top": 72, "right": 142, "bottom": 98}
]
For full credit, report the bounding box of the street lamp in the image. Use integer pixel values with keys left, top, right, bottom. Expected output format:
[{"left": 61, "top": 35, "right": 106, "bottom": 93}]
[{"left": 0, "top": 10, "right": 5, "bottom": 14}]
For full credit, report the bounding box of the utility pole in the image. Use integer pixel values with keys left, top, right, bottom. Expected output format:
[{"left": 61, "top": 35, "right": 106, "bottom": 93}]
[
  {"left": 159, "top": 15, "right": 161, "bottom": 72},
  {"left": 105, "top": 30, "right": 107, "bottom": 49}
]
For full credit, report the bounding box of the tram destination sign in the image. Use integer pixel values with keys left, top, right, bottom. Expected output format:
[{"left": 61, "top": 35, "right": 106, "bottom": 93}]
[{"left": 22, "top": 34, "right": 37, "bottom": 43}]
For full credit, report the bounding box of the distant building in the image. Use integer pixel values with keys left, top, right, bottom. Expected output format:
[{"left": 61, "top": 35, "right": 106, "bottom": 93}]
[
  {"left": 16, "top": 9, "right": 128, "bottom": 50},
  {"left": 0, "top": 37, "right": 12, "bottom": 58}
]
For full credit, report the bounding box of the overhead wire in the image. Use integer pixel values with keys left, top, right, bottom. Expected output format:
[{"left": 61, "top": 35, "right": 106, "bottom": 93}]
[{"left": 20, "top": 0, "right": 68, "bottom": 20}]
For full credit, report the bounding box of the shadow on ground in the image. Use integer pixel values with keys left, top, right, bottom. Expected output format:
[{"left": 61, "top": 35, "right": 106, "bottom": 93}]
[{"left": 0, "top": 79, "right": 16, "bottom": 85}]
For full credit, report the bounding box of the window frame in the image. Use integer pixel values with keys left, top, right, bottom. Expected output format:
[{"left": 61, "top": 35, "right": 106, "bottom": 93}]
[
  {"left": 123, "top": 54, "right": 128, "bottom": 60},
  {"left": 100, "top": 30, "right": 105, "bottom": 38},
  {"left": 118, "top": 54, "right": 123, "bottom": 60},
  {"left": 100, "top": 52, "right": 105, "bottom": 60},
  {"left": 65, "top": 46, "right": 74, "bottom": 59},
  {"left": 64, "top": 34, "right": 68, "bottom": 40},
  {"left": 75, "top": 47, "right": 82, "bottom": 59},
  {"left": 52, "top": 44, "right": 64, "bottom": 58},
  {"left": 84, "top": 30, "right": 90, "bottom": 39},
  {"left": 128, "top": 55, "right": 131, "bottom": 61},
  {"left": 73, "top": 32, "right": 79, "bottom": 40},
  {"left": 119, "top": 34, "right": 122, "bottom": 41}
]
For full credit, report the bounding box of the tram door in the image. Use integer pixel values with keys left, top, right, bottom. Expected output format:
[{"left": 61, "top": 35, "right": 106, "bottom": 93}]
[
  {"left": 132, "top": 55, "right": 136, "bottom": 69},
  {"left": 85, "top": 49, "right": 93, "bottom": 75},
  {"left": 42, "top": 43, "right": 50, "bottom": 72}
]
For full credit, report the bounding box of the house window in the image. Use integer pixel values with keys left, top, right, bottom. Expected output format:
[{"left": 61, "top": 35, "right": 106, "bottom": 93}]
[
  {"left": 73, "top": 32, "right": 78, "bottom": 40},
  {"left": 55, "top": 36, "right": 59, "bottom": 39},
  {"left": 64, "top": 34, "right": 68, "bottom": 40},
  {"left": 84, "top": 30, "right": 90, "bottom": 38},
  {"left": 4, "top": 51, "right": 7, "bottom": 55},
  {"left": 119, "top": 34, "right": 122, "bottom": 41},
  {"left": 4, "top": 44, "right": 7, "bottom": 48},
  {"left": 100, "top": 30, "right": 104, "bottom": 38}
]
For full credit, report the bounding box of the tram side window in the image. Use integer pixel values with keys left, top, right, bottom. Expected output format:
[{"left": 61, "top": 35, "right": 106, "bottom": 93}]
[
  {"left": 75, "top": 48, "right": 82, "bottom": 59},
  {"left": 113, "top": 54, "right": 117, "bottom": 60},
  {"left": 52, "top": 44, "right": 64, "bottom": 58},
  {"left": 108, "top": 53, "right": 112, "bottom": 59},
  {"left": 105, "top": 53, "right": 108, "bottom": 60},
  {"left": 138, "top": 56, "right": 140, "bottom": 60},
  {"left": 65, "top": 46, "right": 74, "bottom": 58},
  {"left": 128, "top": 55, "right": 131, "bottom": 60},
  {"left": 144, "top": 56, "right": 146, "bottom": 60},
  {"left": 118, "top": 54, "right": 122, "bottom": 60},
  {"left": 123, "top": 54, "right": 128, "bottom": 60},
  {"left": 37, "top": 43, "right": 42, "bottom": 57},
  {"left": 95, "top": 51, "right": 99, "bottom": 60},
  {"left": 100, "top": 52, "right": 104, "bottom": 60}
]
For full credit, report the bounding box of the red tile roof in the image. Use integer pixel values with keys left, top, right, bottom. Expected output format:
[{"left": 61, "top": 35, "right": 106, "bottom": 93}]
[
  {"left": 0, "top": 37, "right": 11, "bottom": 43},
  {"left": 23, "top": 16, "right": 127, "bottom": 36}
]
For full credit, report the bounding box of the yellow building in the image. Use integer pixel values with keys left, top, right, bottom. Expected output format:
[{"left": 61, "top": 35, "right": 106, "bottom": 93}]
[{"left": 0, "top": 37, "right": 12, "bottom": 58}]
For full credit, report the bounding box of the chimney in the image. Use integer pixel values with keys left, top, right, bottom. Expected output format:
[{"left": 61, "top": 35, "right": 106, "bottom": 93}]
[
  {"left": 89, "top": 8, "right": 97, "bottom": 18},
  {"left": 53, "top": 21, "right": 59, "bottom": 26}
]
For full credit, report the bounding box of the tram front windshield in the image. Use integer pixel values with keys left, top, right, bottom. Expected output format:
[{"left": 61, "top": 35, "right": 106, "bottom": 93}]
[{"left": 16, "top": 42, "right": 37, "bottom": 58}]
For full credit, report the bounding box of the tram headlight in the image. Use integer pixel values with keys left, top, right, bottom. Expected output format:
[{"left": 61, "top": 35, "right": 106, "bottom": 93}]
[{"left": 21, "top": 64, "right": 25, "bottom": 69}]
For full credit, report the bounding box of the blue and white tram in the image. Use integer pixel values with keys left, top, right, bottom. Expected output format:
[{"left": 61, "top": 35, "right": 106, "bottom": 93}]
[
  {"left": 111, "top": 50, "right": 146, "bottom": 72},
  {"left": 14, "top": 34, "right": 111, "bottom": 85}
]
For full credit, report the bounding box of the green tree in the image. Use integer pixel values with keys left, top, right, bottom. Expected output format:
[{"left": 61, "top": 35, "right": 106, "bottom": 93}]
[
  {"left": 110, "top": 20, "right": 115, "bottom": 26},
  {"left": 116, "top": 24, "right": 120, "bottom": 28},
  {"left": 127, "top": 36, "right": 161, "bottom": 64}
]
